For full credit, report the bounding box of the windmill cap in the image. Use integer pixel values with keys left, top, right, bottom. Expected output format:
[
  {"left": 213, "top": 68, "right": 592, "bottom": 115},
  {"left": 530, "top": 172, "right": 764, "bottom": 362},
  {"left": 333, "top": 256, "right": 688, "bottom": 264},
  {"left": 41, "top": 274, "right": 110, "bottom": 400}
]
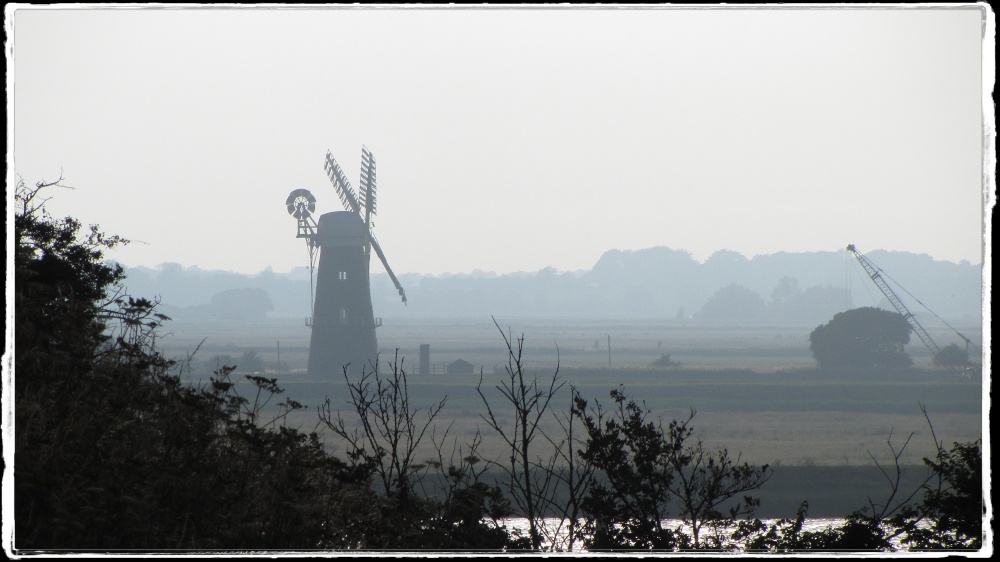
[{"left": 316, "top": 211, "right": 367, "bottom": 247}]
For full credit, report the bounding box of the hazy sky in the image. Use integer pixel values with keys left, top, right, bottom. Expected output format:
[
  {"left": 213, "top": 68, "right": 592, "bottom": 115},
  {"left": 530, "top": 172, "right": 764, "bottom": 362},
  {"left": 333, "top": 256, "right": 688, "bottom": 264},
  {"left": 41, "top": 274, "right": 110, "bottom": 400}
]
[{"left": 9, "top": 5, "right": 992, "bottom": 276}]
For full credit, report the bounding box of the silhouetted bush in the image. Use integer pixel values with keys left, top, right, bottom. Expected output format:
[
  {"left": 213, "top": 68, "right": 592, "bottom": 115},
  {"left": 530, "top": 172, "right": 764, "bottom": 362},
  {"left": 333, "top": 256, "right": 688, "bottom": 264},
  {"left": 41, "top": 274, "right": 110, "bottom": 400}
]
[
  {"left": 318, "top": 352, "right": 525, "bottom": 550},
  {"left": 809, "top": 307, "right": 912, "bottom": 369},
  {"left": 694, "top": 283, "right": 766, "bottom": 321},
  {"left": 933, "top": 343, "right": 971, "bottom": 367},
  {"left": 573, "top": 387, "right": 771, "bottom": 550}
]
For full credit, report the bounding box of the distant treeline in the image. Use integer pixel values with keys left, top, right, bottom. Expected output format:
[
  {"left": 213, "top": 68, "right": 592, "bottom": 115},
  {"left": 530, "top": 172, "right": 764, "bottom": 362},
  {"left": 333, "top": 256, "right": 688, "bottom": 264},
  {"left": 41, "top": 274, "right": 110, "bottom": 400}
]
[{"left": 120, "top": 246, "right": 983, "bottom": 325}]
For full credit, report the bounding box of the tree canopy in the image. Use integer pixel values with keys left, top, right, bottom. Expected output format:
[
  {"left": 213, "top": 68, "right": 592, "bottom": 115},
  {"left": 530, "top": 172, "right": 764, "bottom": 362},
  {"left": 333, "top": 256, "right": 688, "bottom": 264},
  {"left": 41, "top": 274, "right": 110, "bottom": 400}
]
[
  {"left": 809, "top": 307, "right": 912, "bottom": 369},
  {"left": 933, "top": 343, "right": 971, "bottom": 367},
  {"left": 694, "top": 283, "right": 766, "bottom": 321}
]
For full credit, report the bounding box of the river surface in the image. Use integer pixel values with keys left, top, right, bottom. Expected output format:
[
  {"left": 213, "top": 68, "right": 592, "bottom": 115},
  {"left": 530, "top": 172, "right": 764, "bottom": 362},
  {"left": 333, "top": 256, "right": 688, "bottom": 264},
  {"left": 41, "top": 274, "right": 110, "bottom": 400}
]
[{"left": 498, "top": 517, "right": 921, "bottom": 552}]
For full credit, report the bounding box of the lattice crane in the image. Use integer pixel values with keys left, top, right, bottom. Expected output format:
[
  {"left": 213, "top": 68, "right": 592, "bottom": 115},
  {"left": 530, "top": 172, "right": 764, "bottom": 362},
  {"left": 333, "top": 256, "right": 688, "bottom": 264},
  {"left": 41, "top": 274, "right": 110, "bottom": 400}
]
[{"left": 846, "top": 244, "right": 943, "bottom": 358}]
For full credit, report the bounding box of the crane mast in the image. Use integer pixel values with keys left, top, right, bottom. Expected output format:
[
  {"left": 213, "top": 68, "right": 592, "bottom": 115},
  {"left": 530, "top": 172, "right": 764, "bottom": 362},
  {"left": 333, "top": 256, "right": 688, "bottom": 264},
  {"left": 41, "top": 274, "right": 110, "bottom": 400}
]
[{"left": 846, "top": 244, "right": 941, "bottom": 358}]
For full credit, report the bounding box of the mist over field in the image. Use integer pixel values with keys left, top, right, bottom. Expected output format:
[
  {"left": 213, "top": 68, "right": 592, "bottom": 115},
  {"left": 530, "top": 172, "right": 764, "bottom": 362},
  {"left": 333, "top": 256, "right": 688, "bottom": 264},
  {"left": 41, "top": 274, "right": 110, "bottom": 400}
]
[
  {"left": 118, "top": 243, "right": 986, "bottom": 452},
  {"left": 120, "top": 245, "right": 983, "bottom": 326}
]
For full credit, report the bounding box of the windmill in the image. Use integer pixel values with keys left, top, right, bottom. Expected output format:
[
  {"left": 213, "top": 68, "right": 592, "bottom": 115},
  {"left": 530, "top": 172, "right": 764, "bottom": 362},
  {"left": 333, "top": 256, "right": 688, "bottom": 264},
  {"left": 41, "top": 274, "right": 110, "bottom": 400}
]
[{"left": 286, "top": 146, "right": 407, "bottom": 377}]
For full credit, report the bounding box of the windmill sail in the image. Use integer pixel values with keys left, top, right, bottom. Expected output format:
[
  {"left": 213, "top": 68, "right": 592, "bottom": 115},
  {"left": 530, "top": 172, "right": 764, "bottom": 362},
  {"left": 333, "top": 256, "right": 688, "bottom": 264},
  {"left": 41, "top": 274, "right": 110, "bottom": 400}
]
[
  {"left": 324, "top": 151, "right": 361, "bottom": 214},
  {"left": 359, "top": 146, "right": 377, "bottom": 262},
  {"left": 323, "top": 148, "right": 406, "bottom": 304},
  {"left": 359, "top": 146, "right": 377, "bottom": 219},
  {"left": 369, "top": 233, "right": 407, "bottom": 305}
]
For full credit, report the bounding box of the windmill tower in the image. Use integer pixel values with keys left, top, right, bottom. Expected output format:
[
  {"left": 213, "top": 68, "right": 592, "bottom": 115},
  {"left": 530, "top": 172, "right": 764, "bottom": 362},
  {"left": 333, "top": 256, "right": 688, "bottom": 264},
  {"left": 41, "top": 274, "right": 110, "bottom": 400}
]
[{"left": 286, "top": 147, "right": 407, "bottom": 377}]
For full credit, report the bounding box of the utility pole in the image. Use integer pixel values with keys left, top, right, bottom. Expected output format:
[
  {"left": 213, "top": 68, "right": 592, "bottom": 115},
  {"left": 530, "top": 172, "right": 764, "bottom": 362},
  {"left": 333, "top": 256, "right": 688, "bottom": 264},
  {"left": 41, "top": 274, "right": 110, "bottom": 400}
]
[{"left": 607, "top": 335, "right": 611, "bottom": 368}]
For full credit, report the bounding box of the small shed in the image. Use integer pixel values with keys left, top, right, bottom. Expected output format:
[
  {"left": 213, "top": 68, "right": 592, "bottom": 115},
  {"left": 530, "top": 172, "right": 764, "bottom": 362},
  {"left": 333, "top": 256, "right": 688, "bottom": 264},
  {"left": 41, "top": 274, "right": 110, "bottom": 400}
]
[{"left": 446, "top": 359, "right": 475, "bottom": 375}]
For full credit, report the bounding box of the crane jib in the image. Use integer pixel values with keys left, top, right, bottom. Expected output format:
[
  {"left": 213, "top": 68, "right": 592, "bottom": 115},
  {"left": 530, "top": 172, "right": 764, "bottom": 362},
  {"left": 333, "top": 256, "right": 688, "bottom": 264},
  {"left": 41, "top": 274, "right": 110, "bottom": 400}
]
[{"left": 847, "top": 245, "right": 941, "bottom": 357}]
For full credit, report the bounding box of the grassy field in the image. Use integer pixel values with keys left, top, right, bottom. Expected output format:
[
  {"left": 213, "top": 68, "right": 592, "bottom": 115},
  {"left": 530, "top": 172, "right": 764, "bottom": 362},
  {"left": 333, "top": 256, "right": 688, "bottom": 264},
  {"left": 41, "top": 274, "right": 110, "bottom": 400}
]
[
  {"left": 255, "top": 369, "right": 981, "bottom": 465},
  {"left": 158, "top": 314, "right": 983, "bottom": 373},
  {"left": 158, "top": 315, "right": 983, "bottom": 465},
  {"left": 155, "top": 315, "right": 984, "bottom": 518}
]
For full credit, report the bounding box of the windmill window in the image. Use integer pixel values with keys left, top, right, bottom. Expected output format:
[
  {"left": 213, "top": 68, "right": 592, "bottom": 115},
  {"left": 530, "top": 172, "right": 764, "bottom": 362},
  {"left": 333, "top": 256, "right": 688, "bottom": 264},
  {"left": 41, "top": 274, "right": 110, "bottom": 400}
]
[
  {"left": 338, "top": 271, "right": 347, "bottom": 280},
  {"left": 339, "top": 308, "right": 348, "bottom": 324}
]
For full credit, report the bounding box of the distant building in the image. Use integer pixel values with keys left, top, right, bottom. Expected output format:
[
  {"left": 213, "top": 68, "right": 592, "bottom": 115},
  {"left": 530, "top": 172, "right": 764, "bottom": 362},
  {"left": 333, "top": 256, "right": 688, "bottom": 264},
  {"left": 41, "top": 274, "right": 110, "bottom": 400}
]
[
  {"left": 446, "top": 359, "right": 474, "bottom": 375},
  {"left": 419, "top": 344, "right": 430, "bottom": 375},
  {"left": 307, "top": 211, "right": 378, "bottom": 378}
]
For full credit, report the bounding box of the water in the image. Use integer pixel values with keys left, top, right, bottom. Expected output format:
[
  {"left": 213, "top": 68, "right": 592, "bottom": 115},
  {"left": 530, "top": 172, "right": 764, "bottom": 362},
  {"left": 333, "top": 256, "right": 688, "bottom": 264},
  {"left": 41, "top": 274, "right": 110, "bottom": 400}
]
[{"left": 497, "top": 517, "right": 924, "bottom": 552}]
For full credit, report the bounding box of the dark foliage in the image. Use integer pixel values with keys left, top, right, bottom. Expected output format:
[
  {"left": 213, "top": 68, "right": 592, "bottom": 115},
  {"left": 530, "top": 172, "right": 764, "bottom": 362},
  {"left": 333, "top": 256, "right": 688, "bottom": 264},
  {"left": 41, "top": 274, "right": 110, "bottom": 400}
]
[
  {"left": 735, "top": 429, "right": 983, "bottom": 553},
  {"left": 903, "top": 438, "right": 983, "bottom": 549},
  {"left": 237, "top": 349, "right": 267, "bottom": 374},
  {"left": 809, "top": 307, "right": 912, "bottom": 369},
  {"left": 475, "top": 320, "right": 570, "bottom": 550},
  {"left": 318, "top": 354, "right": 523, "bottom": 550},
  {"left": 933, "top": 343, "right": 971, "bottom": 367},
  {"left": 14, "top": 179, "right": 377, "bottom": 551},
  {"left": 736, "top": 501, "right": 906, "bottom": 552},
  {"left": 650, "top": 353, "right": 679, "bottom": 368},
  {"left": 573, "top": 387, "right": 771, "bottom": 551},
  {"left": 694, "top": 283, "right": 766, "bottom": 321}
]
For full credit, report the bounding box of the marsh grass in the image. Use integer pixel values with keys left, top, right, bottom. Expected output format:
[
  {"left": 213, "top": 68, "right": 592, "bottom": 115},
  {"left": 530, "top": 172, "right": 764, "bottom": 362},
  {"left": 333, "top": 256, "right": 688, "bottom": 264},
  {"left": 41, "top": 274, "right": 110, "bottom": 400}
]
[{"left": 158, "top": 315, "right": 981, "bottom": 515}]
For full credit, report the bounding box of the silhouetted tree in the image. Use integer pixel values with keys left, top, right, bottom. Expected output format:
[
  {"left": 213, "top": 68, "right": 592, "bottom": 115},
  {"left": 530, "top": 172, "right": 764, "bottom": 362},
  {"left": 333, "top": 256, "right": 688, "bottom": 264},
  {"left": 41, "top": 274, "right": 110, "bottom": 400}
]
[
  {"left": 809, "top": 307, "right": 912, "bottom": 369},
  {"left": 319, "top": 352, "right": 447, "bottom": 502},
  {"left": 695, "top": 283, "right": 766, "bottom": 321},
  {"left": 237, "top": 349, "right": 266, "bottom": 374},
  {"left": 775, "top": 285, "right": 849, "bottom": 325},
  {"left": 933, "top": 343, "right": 971, "bottom": 367},
  {"left": 903, "top": 412, "right": 982, "bottom": 550},
  {"left": 476, "top": 318, "right": 569, "bottom": 550},
  {"left": 766, "top": 277, "right": 849, "bottom": 325},
  {"left": 573, "top": 387, "right": 771, "bottom": 550},
  {"left": 318, "top": 352, "right": 519, "bottom": 550},
  {"left": 538, "top": 385, "right": 595, "bottom": 551},
  {"left": 418, "top": 430, "right": 526, "bottom": 549},
  {"left": 769, "top": 276, "right": 801, "bottom": 307},
  {"left": 650, "top": 353, "right": 679, "bottom": 368}
]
